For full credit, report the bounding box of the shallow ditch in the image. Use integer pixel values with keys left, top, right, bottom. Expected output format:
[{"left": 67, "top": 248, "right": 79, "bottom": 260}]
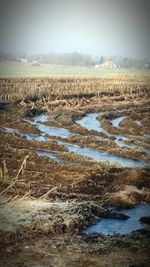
[
  {"left": 2, "top": 113, "right": 150, "bottom": 168},
  {"left": 77, "top": 112, "right": 150, "bottom": 152},
  {"left": 83, "top": 203, "right": 150, "bottom": 235}
]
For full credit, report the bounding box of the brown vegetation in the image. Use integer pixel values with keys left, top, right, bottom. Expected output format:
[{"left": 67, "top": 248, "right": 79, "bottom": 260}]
[
  {"left": 0, "top": 73, "right": 150, "bottom": 267},
  {"left": 0, "top": 73, "right": 150, "bottom": 102}
]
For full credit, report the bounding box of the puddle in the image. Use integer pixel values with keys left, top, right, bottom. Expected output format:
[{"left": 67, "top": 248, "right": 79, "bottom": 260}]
[
  {"left": 3, "top": 111, "right": 150, "bottom": 168},
  {"left": 34, "top": 123, "right": 70, "bottom": 138},
  {"left": 28, "top": 114, "right": 71, "bottom": 138},
  {"left": 76, "top": 113, "right": 105, "bottom": 133},
  {"left": 76, "top": 113, "right": 127, "bottom": 147},
  {"left": 2, "top": 113, "right": 150, "bottom": 168},
  {"left": 83, "top": 203, "right": 150, "bottom": 235},
  {"left": 111, "top": 116, "right": 127, "bottom": 128},
  {"left": 76, "top": 113, "right": 150, "bottom": 152},
  {"left": 76, "top": 113, "right": 126, "bottom": 135},
  {"left": 4, "top": 127, "right": 47, "bottom": 142},
  {"left": 59, "top": 141, "right": 149, "bottom": 168},
  {"left": 36, "top": 150, "right": 69, "bottom": 164},
  {"left": 144, "top": 134, "right": 150, "bottom": 138}
]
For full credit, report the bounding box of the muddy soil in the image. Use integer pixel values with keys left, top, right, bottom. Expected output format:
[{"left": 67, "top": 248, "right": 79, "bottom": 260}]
[{"left": 0, "top": 88, "right": 150, "bottom": 266}]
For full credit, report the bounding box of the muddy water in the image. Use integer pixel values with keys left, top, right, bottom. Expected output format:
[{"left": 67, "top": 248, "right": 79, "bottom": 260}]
[
  {"left": 76, "top": 110, "right": 150, "bottom": 235},
  {"left": 2, "top": 113, "right": 150, "bottom": 168},
  {"left": 76, "top": 113, "right": 127, "bottom": 147},
  {"left": 4, "top": 127, "right": 47, "bottom": 142},
  {"left": 36, "top": 150, "right": 69, "bottom": 164},
  {"left": 77, "top": 113, "right": 150, "bottom": 151},
  {"left": 111, "top": 116, "right": 127, "bottom": 128},
  {"left": 76, "top": 113, "right": 105, "bottom": 133},
  {"left": 144, "top": 134, "right": 150, "bottom": 138},
  {"left": 59, "top": 141, "right": 149, "bottom": 168},
  {"left": 83, "top": 203, "right": 150, "bottom": 235},
  {"left": 30, "top": 114, "right": 135, "bottom": 166},
  {"left": 29, "top": 114, "right": 71, "bottom": 138},
  {"left": 2, "top": 113, "right": 150, "bottom": 236}
]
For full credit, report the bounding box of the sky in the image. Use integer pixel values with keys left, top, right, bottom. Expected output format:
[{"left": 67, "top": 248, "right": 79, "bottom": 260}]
[{"left": 0, "top": 0, "right": 150, "bottom": 59}]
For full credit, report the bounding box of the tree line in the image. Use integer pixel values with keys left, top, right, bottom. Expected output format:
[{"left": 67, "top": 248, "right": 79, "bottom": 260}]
[{"left": 0, "top": 52, "right": 149, "bottom": 69}]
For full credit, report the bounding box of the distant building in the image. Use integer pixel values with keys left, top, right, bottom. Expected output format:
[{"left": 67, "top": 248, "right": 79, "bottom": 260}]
[
  {"left": 31, "top": 60, "right": 41, "bottom": 66},
  {"left": 100, "top": 60, "right": 117, "bottom": 68},
  {"left": 143, "top": 64, "right": 150, "bottom": 69},
  {"left": 94, "top": 60, "right": 118, "bottom": 68},
  {"left": 18, "top": 58, "right": 28, "bottom": 63}
]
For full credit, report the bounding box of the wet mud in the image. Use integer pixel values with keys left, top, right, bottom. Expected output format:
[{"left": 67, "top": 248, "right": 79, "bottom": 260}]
[{"left": 0, "top": 76, "right": 150, "bottom": 266}]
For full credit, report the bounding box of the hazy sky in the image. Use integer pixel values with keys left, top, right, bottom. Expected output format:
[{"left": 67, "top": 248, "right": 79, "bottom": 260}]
[{"left": 0, "top": 0, "right": 150, "bottom": 58}]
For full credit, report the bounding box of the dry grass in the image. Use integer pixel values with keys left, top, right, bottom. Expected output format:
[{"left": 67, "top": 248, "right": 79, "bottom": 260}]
[
  {"left": 0, "top": 160, "right": 9, "bottom": 184},
  {"left": 0, "top": 74, "right": 150, "bottom": 102},
  {"left": 0, "top": 155, "right": 29, "bottom": 196}
]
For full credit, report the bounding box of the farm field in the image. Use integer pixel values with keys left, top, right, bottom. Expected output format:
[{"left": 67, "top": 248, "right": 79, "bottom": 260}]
[
  {"left": 0, "top": 61, "right": 150, "bottom": 77},
  {"left": 0, "top": 73, "right": 150, "bottom": 266}
]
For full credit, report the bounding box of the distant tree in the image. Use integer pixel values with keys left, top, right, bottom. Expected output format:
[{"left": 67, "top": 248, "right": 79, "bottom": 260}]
[
  {"left": 0, "top": 52, "right": 17, "bottom": 62},
  {"left": 99, "top": 56, "right": 105, "bottom": 64},
  {"left": 122, "top": 57, "right": 134, "bottom": 68}
]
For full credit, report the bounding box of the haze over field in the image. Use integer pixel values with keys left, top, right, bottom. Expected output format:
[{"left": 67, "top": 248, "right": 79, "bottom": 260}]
[{"left": 0, "top": 0, "right": 150, "bottom": 59}]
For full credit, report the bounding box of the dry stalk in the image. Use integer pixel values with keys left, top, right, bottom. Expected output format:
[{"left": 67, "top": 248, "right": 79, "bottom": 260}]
[
  {"left": 38, "top": 186, "right": 58, "bottom": 200},
  {"left": 0, "top": 180, "right": 16, "bottom": 196},
  {"left": 18, "top": 190, "right": 32, "bottom": 200},
  {"left": 15, "top": 155, "right": 29, "bottom": 180},
  {"left": 3, "top": 160, "right": 9, "bottom": 179},
  {"left": 0, "top": 155, "right": 29, "bottom": 196},
  {"left": 0, "top": 160, "right": 9, "bottom": 183},
  {"left": 0, "top": 168, "right": 3, "bottom": 181},
  {"left": 8, "top": 195, "right": 20, "bottom": 202}
]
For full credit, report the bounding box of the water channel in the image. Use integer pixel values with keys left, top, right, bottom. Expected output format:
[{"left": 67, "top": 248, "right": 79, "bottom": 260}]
[{"left": 2, "top": 112, "right": 150, "bottom": 235}]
